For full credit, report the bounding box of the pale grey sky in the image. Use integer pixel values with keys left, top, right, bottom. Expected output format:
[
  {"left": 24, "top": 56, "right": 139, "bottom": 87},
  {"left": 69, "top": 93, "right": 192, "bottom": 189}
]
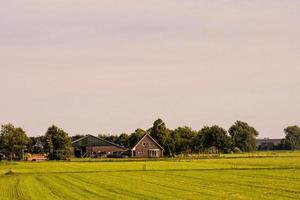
[{"left": 0, "top": 0, "right": 299, "bottom": 137}]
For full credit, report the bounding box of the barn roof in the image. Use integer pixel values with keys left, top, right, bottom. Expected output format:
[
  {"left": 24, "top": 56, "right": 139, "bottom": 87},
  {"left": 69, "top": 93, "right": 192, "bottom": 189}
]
[
  {"left": 72, "top": 134, "right": 127, "bottom": 149},
  {"left": 132, "top": 134, "right": 164, "bottom": 150},
  {"left": 256, "top": 138, "right": 283, "bottom": 146}
]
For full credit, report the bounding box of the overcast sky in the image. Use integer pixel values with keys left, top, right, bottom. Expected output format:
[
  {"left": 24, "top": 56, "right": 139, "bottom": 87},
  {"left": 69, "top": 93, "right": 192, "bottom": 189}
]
[{"left": 0, "top": 0, "right": 299, "bottom": 137}]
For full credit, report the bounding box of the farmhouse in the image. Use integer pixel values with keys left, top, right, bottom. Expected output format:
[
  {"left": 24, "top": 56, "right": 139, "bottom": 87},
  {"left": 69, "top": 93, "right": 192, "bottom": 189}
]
[
  {"left": 71, "top": 135, "right": 127, "bottom": 157},
  {"left": 131, "top": 134, "right": 164, "bottom": 158}
]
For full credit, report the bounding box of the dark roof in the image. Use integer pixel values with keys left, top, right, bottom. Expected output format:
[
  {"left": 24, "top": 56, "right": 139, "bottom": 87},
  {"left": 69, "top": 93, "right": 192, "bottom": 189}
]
[
  {"left": 132, "top": 134, "right": 164, "bottom": 151},
  {"left": 256, "top": 138, "right": 283, "bottom": 146},
  {"left": 72, "top": 134, "right": 127, "bottom": 150}
]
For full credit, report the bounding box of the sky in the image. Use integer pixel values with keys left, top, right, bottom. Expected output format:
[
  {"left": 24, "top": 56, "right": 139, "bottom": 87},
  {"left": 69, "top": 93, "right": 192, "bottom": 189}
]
[{"left": 0, "top": 0, "right": 299, "bottom": 138}]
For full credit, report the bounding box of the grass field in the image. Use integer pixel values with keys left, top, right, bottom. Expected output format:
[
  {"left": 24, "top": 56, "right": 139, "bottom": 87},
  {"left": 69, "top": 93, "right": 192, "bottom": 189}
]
[{"left": 0, "top": 152, "right": 300, "bottom": 200}]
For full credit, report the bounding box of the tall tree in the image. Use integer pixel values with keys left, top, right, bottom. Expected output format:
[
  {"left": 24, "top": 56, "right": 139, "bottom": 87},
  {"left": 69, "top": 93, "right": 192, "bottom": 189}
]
[
  {"left": 44, "top": 125, "right": 71, "bottom": 160},
  {"left": 201, "top": 125, "right": 231, "bottom": 153},
  {"left": 284, "top": 125, "right": 300, "bottom": 150},
  {"left": 148, "top": 119, "right": 170, "bottom": 155},
  {"left": 229, "top": 121, "right": 259, "bottom": 152},
  {"left": 0, "top": 123, "right": 30, "bottom": 160}
]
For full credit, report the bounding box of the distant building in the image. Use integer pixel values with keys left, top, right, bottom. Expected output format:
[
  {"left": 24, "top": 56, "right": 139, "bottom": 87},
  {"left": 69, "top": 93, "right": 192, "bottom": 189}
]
[
  {"left": 71, "top": 135, "right": 127, "bottom": 157},
  {"left": 256, "top": 138, "right": 283, "bottom": 150},
  {"left": 131, "top": 134, "right": 164, "bottom": 158},
  {"left": 72, "top": 134, "right": 164, "bottom": 158}
]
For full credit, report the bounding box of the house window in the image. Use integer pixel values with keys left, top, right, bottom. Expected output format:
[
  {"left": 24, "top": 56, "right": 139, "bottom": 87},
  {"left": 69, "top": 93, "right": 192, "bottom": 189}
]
[
  {"left": 143, "top": 142, "right": 146, "bottom": 146},
  {"left": 149, "top": 149, "right": 159, "bottom": 157}
]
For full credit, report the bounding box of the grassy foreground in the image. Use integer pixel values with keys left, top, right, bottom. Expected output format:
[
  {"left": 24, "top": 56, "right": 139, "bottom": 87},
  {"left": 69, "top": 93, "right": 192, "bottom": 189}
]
[{"left": 0, "top": 152, "right": 300, "bottom": 200}]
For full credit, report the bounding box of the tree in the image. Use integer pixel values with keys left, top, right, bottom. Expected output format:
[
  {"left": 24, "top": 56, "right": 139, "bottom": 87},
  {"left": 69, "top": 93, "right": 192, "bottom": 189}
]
[
  {"left": 229, "top": 121, "right": 259, "bottom": 152},
  {"left": 128, "top": 129, "right": 146, "bottom": 148},
  {"left": 117, "top": 133, "right": 130, "bottom": 148},
  {"left": 44, "top": 125, "right": 71, "bottom": 160},
  {"left": 148, "top": 119, "right": 171, "bottom": 155},
  {"left": 168, "top": 130, "right": 180, "bottom": 156},
  {"left": 98, "top": 133, "right": 119, "bottom": 144},
  {"left": 172, "top": 126, "right": 197, "bottom": 155},
  {"left": 28, "top": 135, "right": 46, "bottom": 154},
  {"left": 71, "top": 134, "right": 85, "bottom": 142},
  {"left": 284, "top": 125, "right": 300, "bottom": 150},
  {"left": 201, "top": 125, "right": 231, "bottom": 153},
  {"left": 0, "top": 124, "right": 30, "bottom": 160},
  {"left": 192, "top": 131, "right": 205, "bottom": 153}
]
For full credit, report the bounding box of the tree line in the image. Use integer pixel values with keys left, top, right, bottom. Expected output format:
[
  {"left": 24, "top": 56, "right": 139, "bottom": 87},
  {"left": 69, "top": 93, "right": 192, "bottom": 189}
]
[
  {"left": 0, "top": 124, "right": 71, "bottom": 160},
  {"left": 1, "top": 119, "right": 300, "bottom": 160},
  {"left": 95, "top": 119, "right": 260, "bottom": 156},
  {"left": 73, "top": 119, "right": 300, "bottom": 155}
]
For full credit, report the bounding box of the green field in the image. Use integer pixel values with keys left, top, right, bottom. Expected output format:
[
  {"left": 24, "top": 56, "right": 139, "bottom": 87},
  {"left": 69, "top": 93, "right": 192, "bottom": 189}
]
[{"left": 0, "top": 152, "right": 300, "bottom": 200}]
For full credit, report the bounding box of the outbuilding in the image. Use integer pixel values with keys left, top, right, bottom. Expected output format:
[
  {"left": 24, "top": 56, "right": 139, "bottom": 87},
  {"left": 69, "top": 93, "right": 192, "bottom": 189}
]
[{"left": 71, "top": 135, "right": 127, "bottom": 157}]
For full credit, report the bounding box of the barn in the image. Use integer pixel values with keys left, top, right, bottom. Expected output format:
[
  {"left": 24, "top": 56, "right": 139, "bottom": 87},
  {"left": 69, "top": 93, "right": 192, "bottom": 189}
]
[
  {"left": 71, "top": 135, "right": 127, "bottom": 157},
  {"left": 256, "top": 138, "right": 283, "bottom": 150},
  {"left": 131, "top": 134, "right": 164, "bottom": 158}
]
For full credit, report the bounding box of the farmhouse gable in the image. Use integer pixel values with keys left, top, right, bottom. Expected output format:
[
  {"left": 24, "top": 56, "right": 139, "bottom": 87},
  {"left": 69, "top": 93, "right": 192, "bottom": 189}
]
[{"left": 131, "top": 134, "right": 164, "bottom": 158}]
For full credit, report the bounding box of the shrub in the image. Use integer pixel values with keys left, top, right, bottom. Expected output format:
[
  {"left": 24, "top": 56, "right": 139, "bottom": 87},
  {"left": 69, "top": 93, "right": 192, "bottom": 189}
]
[{"left": 233, "top": 147, "right": 242, "bottom": 153}]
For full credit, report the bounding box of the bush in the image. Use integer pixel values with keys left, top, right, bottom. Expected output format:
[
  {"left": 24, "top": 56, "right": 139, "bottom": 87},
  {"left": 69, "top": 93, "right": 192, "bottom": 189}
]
[
  {"left": 233, "top": 147, "right": 242, "bottom": 153},
  {"left": 48, "top": 150, "right": 71, "bottom": 160}
]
